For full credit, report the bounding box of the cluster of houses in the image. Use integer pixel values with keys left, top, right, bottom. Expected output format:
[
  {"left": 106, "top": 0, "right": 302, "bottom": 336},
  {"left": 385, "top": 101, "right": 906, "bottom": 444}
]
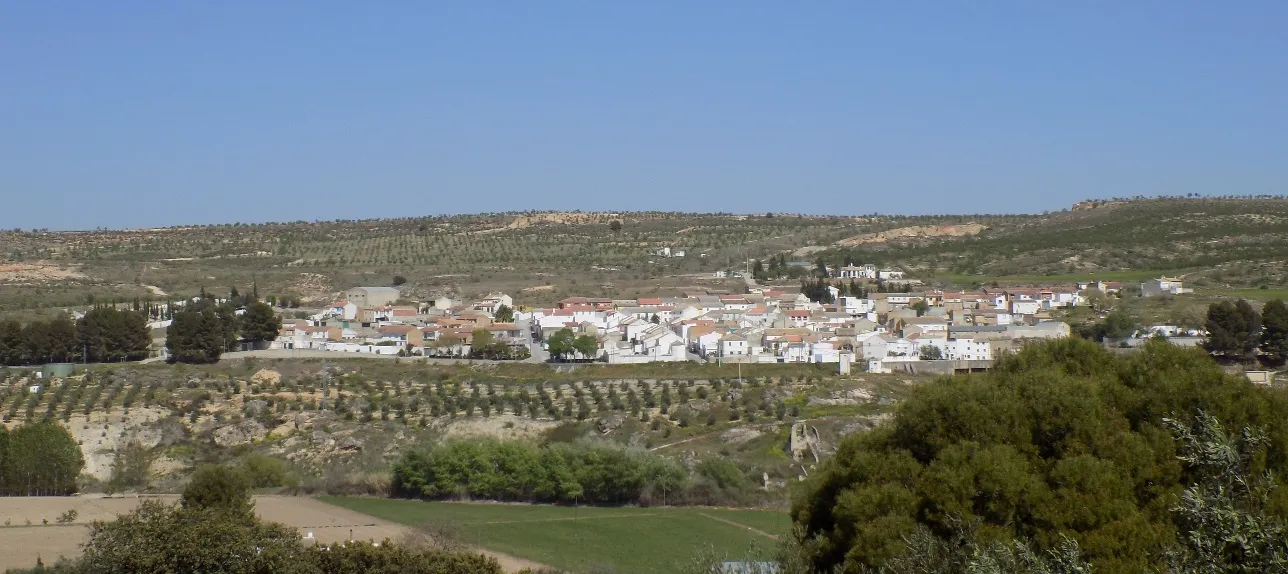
[
  {"left": 267, "top": 273, "right": 1194, "bottom": 368},
  {"left": 526, "top": 284, "right": 1079, "bottom": 370},
  {"left": 272, "top": 287, "right": 525, "bottom": 357}
]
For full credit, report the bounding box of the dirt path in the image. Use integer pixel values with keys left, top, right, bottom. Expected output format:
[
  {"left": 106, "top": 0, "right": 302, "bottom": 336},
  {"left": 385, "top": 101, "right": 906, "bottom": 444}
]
[
  {"left": 0, "top": 496, "right": 546, "bottom": 573},
  {"left": 698, "top": 512, "right": 780, "bottom": 540},
  {"left": 649, "top": 430, "right": 722, "bottom": 451}
]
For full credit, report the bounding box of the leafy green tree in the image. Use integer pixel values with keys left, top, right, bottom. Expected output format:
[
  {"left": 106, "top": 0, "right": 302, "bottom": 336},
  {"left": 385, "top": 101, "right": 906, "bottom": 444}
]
[
  {"left": 166, "top": 309, "right": 226, "bottom": 364},
  {"left": 239, "top": 301, "right": 281, "bottom": 349},
  {"left": 911, "top": 300, "right": 930, "bottom": 317},
  {"left": 0, "top": 320, "right": 24, "bottom": 365},
  {"left": 573, "top": 334, "right": 599, "bottom": 361},
  {"left": 546, "top": 328, "right": 575, "bottom": 361},
  {"left": 493, "top": 304, "right": 515, "bottom": 323},
  {"left": 182, "top": 464, "right": 253, "bottom": 516},
  {"left": 77, "top": 500, "right": 305, "bottom": 574},
  {"left": 0, "top": 420, "right": 85, "bottom": 495},
  {"left": 74, "top": 307, "right": 151, "bottom": 363},
  {"left": 1259, "top": 299, "right": 1288, "bottom": 365},
  {"left": 1102, "top": 308, "right": 1138, "bottom": 339},
  {"left": 918, "top": 345, "right": 943, "bottom": 360},
  {"left": 1164, "top": 413, "right": 1288, "bottom": 572},
  {"left": 1204, "top": 299, "right": 1261, "bottom": 360}
]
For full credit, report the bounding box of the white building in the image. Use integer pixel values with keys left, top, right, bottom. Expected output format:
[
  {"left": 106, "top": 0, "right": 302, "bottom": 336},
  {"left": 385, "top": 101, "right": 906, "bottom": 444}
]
[
  {"left": 720, "top": 334, "right": 750, "bottom": 357},
  {"left": 838, "top": 265, "right": 877, "bottom": 279},
  {"left": 1141, "top": 277, "right": 1191, "bottom": 297}
]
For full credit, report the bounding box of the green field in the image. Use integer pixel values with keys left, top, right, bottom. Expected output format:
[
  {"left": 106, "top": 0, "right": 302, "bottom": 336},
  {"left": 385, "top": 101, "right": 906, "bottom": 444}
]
[
  {"left": 321, "top": 497, "right": 791, "bottom": 574},
  {"left": 1196, "top": 288, "right": 1288, "bottom": 301}
]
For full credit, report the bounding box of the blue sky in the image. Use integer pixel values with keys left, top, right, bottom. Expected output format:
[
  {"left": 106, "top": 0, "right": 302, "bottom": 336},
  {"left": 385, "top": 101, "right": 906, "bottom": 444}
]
[{"left": 2, "top": 1, "right": 1285, "bottom": 230}]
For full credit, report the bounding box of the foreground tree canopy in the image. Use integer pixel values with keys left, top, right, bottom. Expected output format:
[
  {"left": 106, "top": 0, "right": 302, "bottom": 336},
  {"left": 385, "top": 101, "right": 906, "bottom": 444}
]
[{"left": 792, "top": 338, "right": 1288, "bottom": 573}]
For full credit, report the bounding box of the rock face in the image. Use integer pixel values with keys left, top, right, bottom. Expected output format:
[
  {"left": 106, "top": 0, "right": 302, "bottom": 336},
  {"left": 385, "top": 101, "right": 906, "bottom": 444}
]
[
  {"left": 721, "top": 426, "right": 764, "bottom": 446},
  {"left": 251, "top": 369, "right": 282, "bottom": 386},
  {"left": 212, "top": 420, "right": 267, "bottom": 448},
  {"left": 597, "top": 413, "right": 627, "bottom": 434}
]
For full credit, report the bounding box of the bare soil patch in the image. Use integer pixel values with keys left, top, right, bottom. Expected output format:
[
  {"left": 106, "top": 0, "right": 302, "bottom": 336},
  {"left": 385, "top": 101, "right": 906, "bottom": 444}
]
[{"left": 0, "top": 496, "right": 542, "bottom": 572}]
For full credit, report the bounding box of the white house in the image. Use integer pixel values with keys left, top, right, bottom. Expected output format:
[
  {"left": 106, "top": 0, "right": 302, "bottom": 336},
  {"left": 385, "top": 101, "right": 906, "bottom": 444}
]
[
  {"left": 878, "top": 269, "right": 905, "bottom": 281},
  {"left": 1141, "top": 277, "right": 1191, "bottom": 297},
  {"left": 720, "top": 334, "right": 750, "bottom": 357},
  {"left": 837, "top": 296, "right": 877, "bottom": 316},
  {"left": 324, "top": 301, "right": 359, "bottom": 321},
  {"left": 947, "top": 338, "right": 992, "bottom": 361},
  {"left": 1010, "top": 300, "right": 1043, "bottom": 315},
  {"left": 838, "top": 265, "right": 877, "bottom": 279}
]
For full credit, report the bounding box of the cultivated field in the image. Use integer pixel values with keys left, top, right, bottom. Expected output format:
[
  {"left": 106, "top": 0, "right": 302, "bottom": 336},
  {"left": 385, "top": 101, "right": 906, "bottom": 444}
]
[
  {"left": 0, "top": 495, "right": 544, "bottom": 572},
  {"left": 321, "top": 497, "right": 792, "bottom": 574}
]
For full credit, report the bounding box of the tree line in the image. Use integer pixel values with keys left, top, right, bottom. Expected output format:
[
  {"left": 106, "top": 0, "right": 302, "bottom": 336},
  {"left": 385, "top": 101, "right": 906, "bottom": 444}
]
[
  {"left": 391, "top": 439, "right": 759, "bottom": 506},
  {"left": 0, "top": 421, "right": 84, "bottom": 496},
  {"left": 0, "top": 306, "right": 151, "bottom": 366},
  {"left": 165, "top": 287, "right": 281, "bottom": 364}
]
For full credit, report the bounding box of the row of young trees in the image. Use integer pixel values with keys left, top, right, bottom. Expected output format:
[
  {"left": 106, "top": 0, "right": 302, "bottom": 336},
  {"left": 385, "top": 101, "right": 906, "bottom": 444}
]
[
  {"left": 0, "top": 307, "right": 151, "bottom": 366},
  {"left": 165, "top": 290, "right": 281, "bottom": 364},
  {"left": 1203, "top": 298, "right": 1288, "bottom": 364},
  {"left": 0, "top": 421, "right": 84, "bottom": 496}
]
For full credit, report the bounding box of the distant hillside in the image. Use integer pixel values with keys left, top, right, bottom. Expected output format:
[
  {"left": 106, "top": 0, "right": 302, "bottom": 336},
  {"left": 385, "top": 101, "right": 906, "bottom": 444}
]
[
  {"left": 0, "top": 199, "right": 1284, "bottom": 317},
  {"left": 819, "top": 198, "right": 1288, "bottom": 288}
]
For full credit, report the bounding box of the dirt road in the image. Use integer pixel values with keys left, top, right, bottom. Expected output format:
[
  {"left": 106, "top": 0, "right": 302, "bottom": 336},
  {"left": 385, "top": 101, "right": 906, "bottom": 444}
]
[{"left": 0, "top": 495, "right": 543, "bottom": 572}]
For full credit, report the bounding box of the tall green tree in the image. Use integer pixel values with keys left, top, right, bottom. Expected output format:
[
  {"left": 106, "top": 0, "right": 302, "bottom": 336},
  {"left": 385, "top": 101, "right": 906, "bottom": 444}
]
[
  {"left": 494, "top": 304, "right": 515, "bottom": 323},
  {"left": 0, "top": 421, "right": 84, "bottom": 495},
  {"left": 573, "top": 334, "right": 599, "bottom": 361},
  {"left": 1204, "top": 299, "right": 1260, "bottom": 360},
  {"left": 1260, "top": 299, "right": 1288, "bottom": 365},
  {"left": 166, "top": 309, "right": 225, "bottom": 364},
  {"left": 239, "top": 301, "right": 281, "bottom": 349},
  {"left": 75, "top": 307, "right": 151, "bottom": 363},
  {"left": 0, "top": 320, "right": 23, "bottom": 365},
  {"left": 547, "top": 328, "right": 575, "bottom": 362}
]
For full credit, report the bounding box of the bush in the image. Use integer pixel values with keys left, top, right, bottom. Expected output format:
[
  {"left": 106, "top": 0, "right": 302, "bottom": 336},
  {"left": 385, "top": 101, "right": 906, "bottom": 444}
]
[
  {"left": 238, "top": 454, "right": 295, "bottom": 489},
  {"left": 182, "top": 464, "right": 252, "bottom": 515}
]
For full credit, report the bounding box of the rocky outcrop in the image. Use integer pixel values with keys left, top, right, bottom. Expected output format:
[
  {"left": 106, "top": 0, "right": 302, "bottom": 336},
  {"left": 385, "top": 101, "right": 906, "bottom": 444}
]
[{"left": 212, "top": 420, "right": 267, "bottom": 448}]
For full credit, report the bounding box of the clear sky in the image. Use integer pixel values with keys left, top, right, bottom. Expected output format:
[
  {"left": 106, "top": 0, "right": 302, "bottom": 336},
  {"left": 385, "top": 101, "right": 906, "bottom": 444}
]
[{"left": 2, "top": 1, "right": 1285, "bottom": 230}]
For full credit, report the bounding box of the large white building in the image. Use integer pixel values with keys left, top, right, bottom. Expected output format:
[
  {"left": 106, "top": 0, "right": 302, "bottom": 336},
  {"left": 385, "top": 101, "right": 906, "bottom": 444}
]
[{"left": 345, "top": 286, "right": 400, "bottom": 307}]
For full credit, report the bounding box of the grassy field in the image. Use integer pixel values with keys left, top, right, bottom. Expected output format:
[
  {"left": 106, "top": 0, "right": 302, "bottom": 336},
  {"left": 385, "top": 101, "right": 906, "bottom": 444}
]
[
  {"left": 1196, "top": 288, "right": 1288, "bottom": 301},
  {"left": 931, "top": 269, "right": 1169, "bottom": 287},
  {"left": 321, "top": 497, "right": 791, "bottom": 574}
]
